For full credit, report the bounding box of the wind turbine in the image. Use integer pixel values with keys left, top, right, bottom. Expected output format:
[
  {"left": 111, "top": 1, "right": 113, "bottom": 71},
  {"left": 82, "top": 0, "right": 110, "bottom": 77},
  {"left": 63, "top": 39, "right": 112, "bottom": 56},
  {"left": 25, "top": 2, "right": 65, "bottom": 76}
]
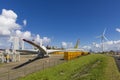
[{"left": 96, "top": 28, "right": 108, "bottom": 52}]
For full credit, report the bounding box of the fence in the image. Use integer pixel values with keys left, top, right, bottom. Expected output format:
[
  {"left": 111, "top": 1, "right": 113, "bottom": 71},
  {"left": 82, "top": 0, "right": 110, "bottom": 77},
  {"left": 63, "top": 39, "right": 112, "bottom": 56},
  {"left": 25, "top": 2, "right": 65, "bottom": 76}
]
[{"left": 0, "top": 59, "right": 65, "bottom": 80}]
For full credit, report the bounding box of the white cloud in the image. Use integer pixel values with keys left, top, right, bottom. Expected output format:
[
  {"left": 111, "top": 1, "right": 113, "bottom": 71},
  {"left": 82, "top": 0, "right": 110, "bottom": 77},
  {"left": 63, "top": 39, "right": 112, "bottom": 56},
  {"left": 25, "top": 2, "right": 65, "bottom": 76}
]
[
  {"left": 113, "top": 40, "right": 120, "bottom": 44},
  {"left": 16, "top": 30, "right": 22, "bottom": 36},
  {"left": 68, "top": 42, "right": 73, "bottom": 48},
  {"left": 33, "top": 35, "right": 51, "bottom": 46},
  {"left": 42, "top": 37, "right": 51, "bottom": 45},
  {"left": 2, "top": 9, "right": 17, "bottom": 19},
  {"left": 61, "top": 42, "right": 74, "bottom": 49},
  {"left": 61, "top": 42, "right": 67, "bottom": 48},
  {"left": 82, "top": 45, "right": 91, "bottom": 51},
  {"left": 83, "top": 46, "right": 91, "bottom": 49},
  {"left": 23, "top": 31, "right": 31, "bottom": 39},
  {"left": 23, "top": 19, "right": 27, "bottom": 26},
  {"left": 16, "top": 30, "right": 31, "bottom": 39},
  {"left": 35, "top": 34, "right": 41, "bottom": 42},
  {"left": 0, "top": 9, "right": 52, "bottom": 49},
  {"left": 116, "top": 28, "right": 120, "bottom": 32},
  {"left": 82, "top": 40, "right": 120, "bottom": 52},
  {"left": 34, "top": 34, "right": 42, "bottom": 46},
  {"left": 0, "top": 9, "right": 21, "bottom": 36}
]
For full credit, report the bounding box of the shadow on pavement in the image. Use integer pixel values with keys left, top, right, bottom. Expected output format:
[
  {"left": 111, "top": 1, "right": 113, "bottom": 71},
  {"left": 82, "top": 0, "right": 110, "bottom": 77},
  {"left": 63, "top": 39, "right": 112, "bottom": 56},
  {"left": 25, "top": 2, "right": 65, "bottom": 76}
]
[{"left": 12, "top": 56, "right": 49, "bottom": 69}]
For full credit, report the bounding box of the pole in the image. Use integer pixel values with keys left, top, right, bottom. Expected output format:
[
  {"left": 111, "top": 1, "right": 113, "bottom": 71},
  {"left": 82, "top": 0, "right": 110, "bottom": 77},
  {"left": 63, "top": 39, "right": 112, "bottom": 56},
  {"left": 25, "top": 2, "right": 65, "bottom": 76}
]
[{"left": 101, "top": 37, "right": 104, "bottom": 52}]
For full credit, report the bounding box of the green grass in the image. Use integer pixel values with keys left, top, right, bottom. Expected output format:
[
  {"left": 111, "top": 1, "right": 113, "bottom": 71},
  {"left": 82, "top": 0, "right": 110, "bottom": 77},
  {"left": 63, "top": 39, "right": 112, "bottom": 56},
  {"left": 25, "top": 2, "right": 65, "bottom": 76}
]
[
  {"left": 18, "top": 54, "right": 120, "bottom": 80},
  {"left": 104, "top": 56, "right": 120, "bottom": 80}
]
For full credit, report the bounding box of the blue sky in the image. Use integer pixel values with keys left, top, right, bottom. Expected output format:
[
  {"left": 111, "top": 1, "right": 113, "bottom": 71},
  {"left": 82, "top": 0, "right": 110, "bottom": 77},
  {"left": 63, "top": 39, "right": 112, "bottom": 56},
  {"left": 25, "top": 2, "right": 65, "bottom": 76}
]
[{"left": 0, "top": 0, "right": 120, "bottom": 50}]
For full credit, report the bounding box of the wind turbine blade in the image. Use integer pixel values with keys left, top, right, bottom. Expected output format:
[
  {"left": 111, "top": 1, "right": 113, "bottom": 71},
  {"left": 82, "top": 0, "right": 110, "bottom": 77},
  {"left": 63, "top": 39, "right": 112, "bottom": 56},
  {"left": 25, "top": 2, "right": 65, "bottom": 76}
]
[
  {"left": 96, "top": 35, "right": 102, "bottom": 38},
  {"left": 23, "top": 39, "right": 47, "bottom": 54},
  {"left": 103, "top": 36, "right": 109, "bottom": 41},
  {"left": 103, "top": 28, "right": 106, "bottom": 35}
]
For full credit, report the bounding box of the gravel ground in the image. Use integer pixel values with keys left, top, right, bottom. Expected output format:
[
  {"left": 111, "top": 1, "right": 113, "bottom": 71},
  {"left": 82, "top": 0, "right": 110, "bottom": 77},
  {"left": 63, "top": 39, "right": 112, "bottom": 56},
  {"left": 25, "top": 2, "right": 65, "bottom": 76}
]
[{"left": 0, "top": 54, "right": 64, "bottom": 80}]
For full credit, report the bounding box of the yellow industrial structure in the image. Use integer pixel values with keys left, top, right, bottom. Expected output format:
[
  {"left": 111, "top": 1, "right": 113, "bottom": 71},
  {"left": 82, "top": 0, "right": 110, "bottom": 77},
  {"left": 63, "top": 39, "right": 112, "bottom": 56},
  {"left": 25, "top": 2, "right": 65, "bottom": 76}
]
[
  {"left": 52, "top": 51, "right": 64, "bottom": 54},
  {"left": 52, "top": 51, "right": 89, "bottom": 60},
  {"left": 64, "top": 51, "right": 89, "bottom": 60}
]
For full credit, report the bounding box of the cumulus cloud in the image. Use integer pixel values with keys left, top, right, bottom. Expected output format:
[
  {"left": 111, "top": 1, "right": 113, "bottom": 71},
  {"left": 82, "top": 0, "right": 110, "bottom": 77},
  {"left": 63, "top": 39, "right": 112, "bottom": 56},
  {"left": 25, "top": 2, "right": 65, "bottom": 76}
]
[
  {"left": 82, "top": 40, "right": 120, "bottom": 52},
  {"left": 2, "top": 9, "right": 17, "bottom": 19},
  {"left": 0, "top": 9, "right": 21, "bottom": 36},
  {"left": 16, "top": 30, "right": 31, "bottom": 39},
  {"left": 23, "top": 31, "right": 31, "bottom": 39},
  {"left": 68, "top": 42, "right": 73, "bottom": 48},
  {"left": 7, "top": 30, "right": 32, "bottom": 49},
  {"left": 33, "top": 34, "right": 42, "bottom": 46},
  {"left": 61, "top": 42, "right": 73, "bottom": 49},
  {"left": 34, "top": 34, "right": 41, "bottom": 42},
  {"left": 61, "top": 42, "right": 67, "bottom": 48},
  {"left": 116, "top": 28, "right": 120, "bottom": 32},
  {"left": 23, "top": 19, "right": 27, "bottom": 26},
  {"left": 33, "top": 35, "right": 51, "bottom": 46},
  {"left": 0, "top": 9, "right": 52, "bottom": 49},
  {"left": 82, "top": 46, "right": 91, "bottom": 51},
  {"left": 42, "top": 37, "right": 51, "bottom": 45},
  {"left": 103, "top": 40, "right": 120, "bottom": 51}
]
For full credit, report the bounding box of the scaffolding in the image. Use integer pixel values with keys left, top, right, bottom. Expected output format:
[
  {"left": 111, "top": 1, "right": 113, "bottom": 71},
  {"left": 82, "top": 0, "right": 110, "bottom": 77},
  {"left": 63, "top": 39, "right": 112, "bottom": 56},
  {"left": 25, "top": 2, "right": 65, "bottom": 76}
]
[
  {"left": 0, "top": 52, "right": 4, "bottom": 63},
  {"left": 0, "top": 49, "right": 20, "bottom": 63},
  {"left": 0, "top": 36, "right": 21, "bottom": 63}
]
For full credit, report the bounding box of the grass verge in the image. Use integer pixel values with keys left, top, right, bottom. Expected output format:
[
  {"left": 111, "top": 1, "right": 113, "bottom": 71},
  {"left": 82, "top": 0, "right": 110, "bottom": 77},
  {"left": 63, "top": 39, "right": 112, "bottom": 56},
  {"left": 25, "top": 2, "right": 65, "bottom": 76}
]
[{"left": 18, "top": 54, "right": 120, "bottom": 80}]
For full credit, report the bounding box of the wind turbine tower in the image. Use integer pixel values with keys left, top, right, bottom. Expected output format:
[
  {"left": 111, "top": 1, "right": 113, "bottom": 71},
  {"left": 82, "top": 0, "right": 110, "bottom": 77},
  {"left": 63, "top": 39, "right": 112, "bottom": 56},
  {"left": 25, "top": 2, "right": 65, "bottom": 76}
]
[{"left": 97, "top": 28, "right": 108, "bottom": 52}]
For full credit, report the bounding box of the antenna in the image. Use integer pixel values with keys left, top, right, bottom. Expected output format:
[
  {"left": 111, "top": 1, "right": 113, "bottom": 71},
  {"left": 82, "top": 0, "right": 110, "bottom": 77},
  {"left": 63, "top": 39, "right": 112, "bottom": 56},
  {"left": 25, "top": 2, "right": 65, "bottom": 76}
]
[{"left": 96, "top": 28, "right": 108, "bottom": 52}]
